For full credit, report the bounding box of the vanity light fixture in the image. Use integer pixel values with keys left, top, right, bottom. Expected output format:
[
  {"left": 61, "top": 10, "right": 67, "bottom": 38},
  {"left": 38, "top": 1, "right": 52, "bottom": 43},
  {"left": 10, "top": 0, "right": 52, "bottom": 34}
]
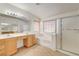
[{"left": 5, "top": 10, "right": 23, "bottom": 17}]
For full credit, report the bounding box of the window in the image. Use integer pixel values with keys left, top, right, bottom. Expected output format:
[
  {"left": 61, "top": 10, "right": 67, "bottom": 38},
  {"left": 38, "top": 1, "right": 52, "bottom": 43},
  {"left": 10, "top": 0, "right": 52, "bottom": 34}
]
[
  {"left": 33, "top": 21, "right": 40, "bottom": 32},
  {"left": 43, "top": 20, "right": 56, "bottom": 33}
]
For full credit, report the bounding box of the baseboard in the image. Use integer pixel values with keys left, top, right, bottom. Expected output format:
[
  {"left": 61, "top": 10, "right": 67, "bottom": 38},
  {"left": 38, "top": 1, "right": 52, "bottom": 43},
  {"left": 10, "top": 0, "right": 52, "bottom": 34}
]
[{"left": 57, "top": 49, "right": 77, "bottom": 56}]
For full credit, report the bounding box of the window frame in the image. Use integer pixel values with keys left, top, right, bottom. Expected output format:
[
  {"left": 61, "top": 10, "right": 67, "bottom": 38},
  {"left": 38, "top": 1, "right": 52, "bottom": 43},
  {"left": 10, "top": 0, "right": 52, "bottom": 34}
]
[{"left": 43, "top": 20, "right": 56, "bottom": 33}]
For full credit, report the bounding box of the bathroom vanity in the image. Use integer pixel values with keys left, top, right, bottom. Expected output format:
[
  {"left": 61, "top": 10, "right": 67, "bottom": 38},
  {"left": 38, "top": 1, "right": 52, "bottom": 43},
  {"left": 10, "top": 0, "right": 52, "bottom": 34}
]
[{"left": 0, "top": 33, "right": 37, "bottom": 56}]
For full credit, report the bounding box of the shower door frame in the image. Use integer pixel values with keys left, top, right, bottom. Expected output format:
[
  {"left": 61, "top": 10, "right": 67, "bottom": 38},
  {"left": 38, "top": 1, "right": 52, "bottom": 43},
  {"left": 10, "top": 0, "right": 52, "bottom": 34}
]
[{"left": 59, "top": 15, "right": 79, "bottom": 55}]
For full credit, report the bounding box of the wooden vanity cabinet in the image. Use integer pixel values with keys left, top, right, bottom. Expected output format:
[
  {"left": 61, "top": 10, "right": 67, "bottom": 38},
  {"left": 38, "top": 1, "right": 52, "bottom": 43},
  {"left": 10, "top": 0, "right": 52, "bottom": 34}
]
[
  {"left": 0, "top": 40, "right": 5, "bottom": 56},
  {"left": 32, "top": 35, "right": 37, "bottom": 45},
  {"left": 0, "top": 35, "right": 37, "bottom": 55},
  {"left": 23, "top": 35, "right": 32, "bottom": 48},
  {"left": 0, "top": 37, "right": 17, "bottom": 56},
  {"left": 23, "top": 35, "right": 37, "bottom": 48},
  {"left": 5, "top": 38, "right": 17, "bottom": 56}
]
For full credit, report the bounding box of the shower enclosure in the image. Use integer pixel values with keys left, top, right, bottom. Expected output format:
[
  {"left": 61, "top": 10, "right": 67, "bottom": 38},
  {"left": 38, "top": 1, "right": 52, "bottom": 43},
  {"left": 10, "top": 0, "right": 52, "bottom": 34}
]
[{"left": 57, "top": 15, "right": 79, "bottom": 55}]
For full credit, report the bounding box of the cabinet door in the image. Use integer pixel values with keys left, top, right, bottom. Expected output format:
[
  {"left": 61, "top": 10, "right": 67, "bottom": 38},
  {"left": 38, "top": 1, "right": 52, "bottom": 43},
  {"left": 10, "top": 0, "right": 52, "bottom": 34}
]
[
  {"left": 5, "top": 38, "right": 17, "bottom": 55},
  {"left": 24, "top": 36, "right": 32, "bottom": 47},
  {"left": 32, "top": 35, "right": 37, "bottom": 45},
  {"left": 0, "top": 40, "right": 5, "bottom": 56},
  {"left": 28, "top": 35, "right": 33, "bottom": 47},
  {"left": 24, "top": 35, "right": 37, "bottom": 48}
]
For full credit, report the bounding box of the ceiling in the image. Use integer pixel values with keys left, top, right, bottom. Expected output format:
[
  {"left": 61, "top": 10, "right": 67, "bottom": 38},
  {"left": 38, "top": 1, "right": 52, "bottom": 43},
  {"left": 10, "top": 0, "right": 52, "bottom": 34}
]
[
  {"left": 0, "top": 3, "right": 39, "bottom": 21},
  {"left": 10, "top": 3, "right": 79, "bottom": 20}
]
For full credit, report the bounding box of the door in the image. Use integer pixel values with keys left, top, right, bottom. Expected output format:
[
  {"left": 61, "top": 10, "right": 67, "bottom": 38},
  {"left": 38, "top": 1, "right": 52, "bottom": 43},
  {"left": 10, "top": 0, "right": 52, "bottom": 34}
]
[{"left": 61, "top": 16, "right": 79, "bottom": 54}]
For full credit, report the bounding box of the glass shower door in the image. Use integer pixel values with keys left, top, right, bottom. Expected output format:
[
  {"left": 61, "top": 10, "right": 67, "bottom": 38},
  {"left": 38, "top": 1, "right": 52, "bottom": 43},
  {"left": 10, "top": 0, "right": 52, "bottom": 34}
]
[{"left": 61, "top": 16, "right": 79, "bottom": 55}]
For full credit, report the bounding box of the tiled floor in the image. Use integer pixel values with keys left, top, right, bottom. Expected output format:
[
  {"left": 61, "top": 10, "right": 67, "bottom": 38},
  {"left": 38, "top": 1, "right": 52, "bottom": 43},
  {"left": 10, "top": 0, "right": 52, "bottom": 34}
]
[{"left": 14, "top": 45, "right": 66, "bottom": 56}]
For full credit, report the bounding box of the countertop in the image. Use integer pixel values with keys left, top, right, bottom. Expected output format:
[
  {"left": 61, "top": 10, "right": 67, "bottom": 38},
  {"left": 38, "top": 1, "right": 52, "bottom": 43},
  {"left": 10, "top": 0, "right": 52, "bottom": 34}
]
[{"left": 0, "top": 33, "right": 35, "bottom": 39}]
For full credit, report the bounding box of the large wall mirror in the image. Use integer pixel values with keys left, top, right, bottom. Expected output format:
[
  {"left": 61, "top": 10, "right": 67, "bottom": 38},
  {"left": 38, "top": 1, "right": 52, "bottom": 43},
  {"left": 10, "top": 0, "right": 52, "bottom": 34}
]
[
  {"left": 0, "top": 15, "right": 30, "bottom": 34},
  {"left": 0, "top": 23, "right": 18, "bottom": 34}
]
